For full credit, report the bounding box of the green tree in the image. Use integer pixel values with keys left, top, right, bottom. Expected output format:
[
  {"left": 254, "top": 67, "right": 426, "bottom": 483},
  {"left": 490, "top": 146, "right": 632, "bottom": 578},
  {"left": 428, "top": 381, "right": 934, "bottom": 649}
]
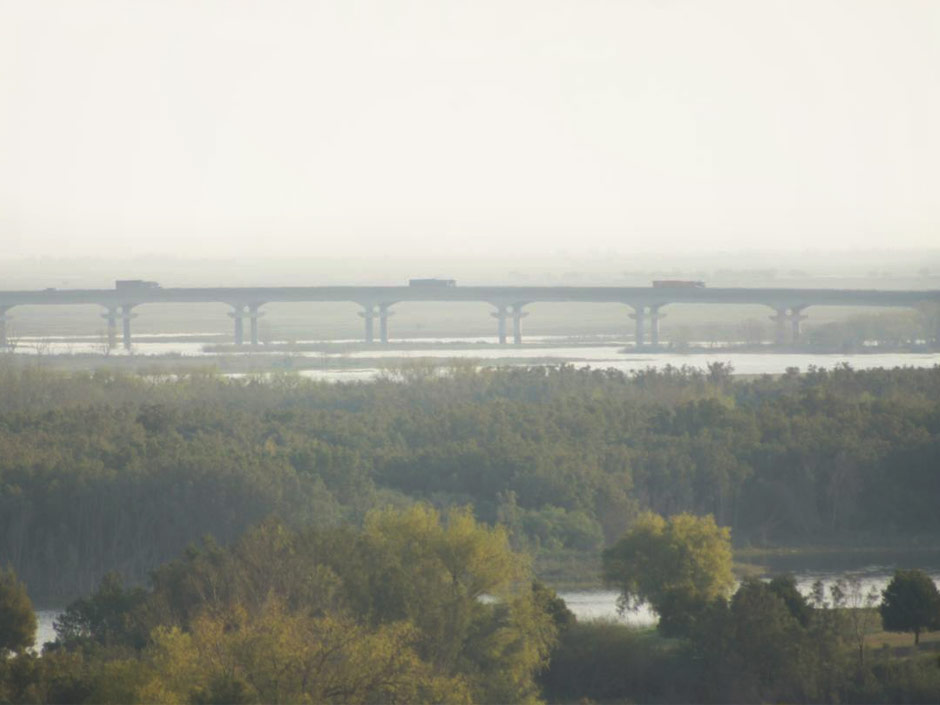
[
  {"left": 357, "top": 505, "right": 556, "bottom": 703},
  {"left": 53, "top": 572, "right": 149, "bottom": 649},
  {"left": 767, "top": 574, "right": 813, "bottom": 627},
  {"left": 829, "top": 574, "right": 881, "bottom": 672},
  {"left": 0, "top": 566, "right": 36, "bottom": 656},
  {"left": 880, "top": 569, "right": 940, "bottom": 646},
  {"left": 602, "top": 512, "right": 734, "bottom": 636},
  {"left": 727, "top": 579, "right": 808, "bottom": 697},
  {"left": 712, "top": 578, "right": 821, "bottom": 702},
  {"left": 141, "top": 600, "right": 469, "bottom": 705},
  {"left": 690, "top": 577, "right": 843, "bottom": 703},
  {"left": 102, "top": 506, "right": 554, "bottom": 705}
]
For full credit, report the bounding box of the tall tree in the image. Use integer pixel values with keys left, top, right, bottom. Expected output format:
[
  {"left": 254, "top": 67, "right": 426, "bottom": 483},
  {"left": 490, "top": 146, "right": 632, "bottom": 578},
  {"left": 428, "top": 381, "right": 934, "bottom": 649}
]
[
  {"left": 602, "top": 512, "right": 734, "bottom": 636},
  {"left": 357, "top": 505, "right": 557, "bottom": 703},
  {"left": 880, "top": 569, "right": 940, "bottom": 646},
  {"left": 0, "top": 566, "right": 36, "bottom": 656}
]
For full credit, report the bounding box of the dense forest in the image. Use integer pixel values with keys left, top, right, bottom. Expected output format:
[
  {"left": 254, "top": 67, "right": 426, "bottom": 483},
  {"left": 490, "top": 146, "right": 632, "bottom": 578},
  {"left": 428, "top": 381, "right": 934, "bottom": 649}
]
[{"left": 1, "top": 359, "right": 939, "bottom": 604}]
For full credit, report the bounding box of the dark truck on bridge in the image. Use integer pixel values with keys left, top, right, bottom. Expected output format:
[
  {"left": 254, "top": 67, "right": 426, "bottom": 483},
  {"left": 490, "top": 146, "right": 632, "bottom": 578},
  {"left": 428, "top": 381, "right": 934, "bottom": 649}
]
[
  {"left": 652, "top": 280, "right": 705, "bottom": 288},
  {"left": 116, "top": 280, "right": 160, "bottom": 290},
  {"left": 409, "top": 279, "right": 456, "bottom": 287}
]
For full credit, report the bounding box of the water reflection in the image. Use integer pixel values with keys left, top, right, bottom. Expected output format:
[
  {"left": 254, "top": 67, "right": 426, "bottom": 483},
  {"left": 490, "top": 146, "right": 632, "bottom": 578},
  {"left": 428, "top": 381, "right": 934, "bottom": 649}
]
[{"left": 559, "top": 567, "right": 940, "bottom": 626}]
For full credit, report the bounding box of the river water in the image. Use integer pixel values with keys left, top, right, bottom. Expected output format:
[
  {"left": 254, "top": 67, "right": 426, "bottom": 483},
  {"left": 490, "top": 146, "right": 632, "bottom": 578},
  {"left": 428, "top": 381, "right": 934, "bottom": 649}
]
[
  {"left": 8, "top": 334, "right": 939, "bottom": 380},
  {"left": 298, "top": 350, "right": 940, "bottom": 380},
  {"left": 558, "top": 566, "right": 940, "bottom": 627}
]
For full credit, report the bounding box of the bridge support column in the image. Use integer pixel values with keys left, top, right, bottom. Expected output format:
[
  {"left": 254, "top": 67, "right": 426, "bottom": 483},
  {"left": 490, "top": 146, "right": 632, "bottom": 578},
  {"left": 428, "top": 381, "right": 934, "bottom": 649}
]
[
  {"left": 771, "top": 308, "right": 788, "bottom": 345},
  {"left": 248, "top": 304, "right": 264, "bottom": 346},
  {"left": 630, "top": 306, "right": 646, "bottom": 348},
  {"left": 377, "top": 304, "right": 394, "bottom": 344},
  {"left": 491, "top": 304, "right": 509, "bottom": 344},
  {"left": 510, "top": 304, "right": 528, "bottom": 345},
  {"left": 120, "top": 305, "right": 136, "bottom": 351},
  {"left": 770, "top": 306, "right": 808, "bottom": 345},
  {"left": 100, "top": 306, "right": 119, "bottom": 349},
  {"left": 649, "top": 306, "right": 665, "bottom": 348},
  {"left": 229, "top": 304, "right": 247, "bottom": 345},
  {"left": 359, "top": 304, "right": 376, "bottom": 344},
  {"left": 790, "top": 307, "right": 807, "bottom": 343},
  {"left": 0, "top": 306, "right": 11, "bottom": 348}
]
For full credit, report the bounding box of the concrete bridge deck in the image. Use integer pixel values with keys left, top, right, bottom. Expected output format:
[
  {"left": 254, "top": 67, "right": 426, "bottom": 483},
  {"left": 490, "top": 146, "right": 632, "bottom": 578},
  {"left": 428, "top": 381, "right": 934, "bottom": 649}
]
[{"left": 1, "top": 284, "right": 937, "bottom": 349}]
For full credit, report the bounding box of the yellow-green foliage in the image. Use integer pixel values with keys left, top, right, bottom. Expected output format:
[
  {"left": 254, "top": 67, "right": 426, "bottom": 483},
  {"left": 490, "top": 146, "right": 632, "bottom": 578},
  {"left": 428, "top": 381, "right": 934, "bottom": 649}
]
[
  {"left": 27, "top": 505, "right": 556, "bottom": 704},
  {"left": 603, "top": 512, "right": 734, "bottom": 618},
  {"left": 139, "top": 600, "right": 467, "bottom": 705},
  {"left": 360, "top": 505, "right": 554, "bottom": 703},
  {"left": 0, "top": 566, "right": 36, "bottom": 656}
]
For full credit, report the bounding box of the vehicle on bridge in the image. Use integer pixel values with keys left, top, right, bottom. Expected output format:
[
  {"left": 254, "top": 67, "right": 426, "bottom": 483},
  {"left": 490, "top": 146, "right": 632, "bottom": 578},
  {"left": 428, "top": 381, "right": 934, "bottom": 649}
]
[
  {"left": 116, "top": 280, "right": 160, "bottom": 290},
  {"left": 409, "top": 278, "right": 456, "bottom": 287},
  {"left": 652, "top": 280, "right": 705, "bottom": 288}
]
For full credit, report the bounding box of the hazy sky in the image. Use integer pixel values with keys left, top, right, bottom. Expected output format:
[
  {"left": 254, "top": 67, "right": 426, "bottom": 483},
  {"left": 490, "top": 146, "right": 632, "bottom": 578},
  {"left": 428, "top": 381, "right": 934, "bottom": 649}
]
[{"left": 1, "top": 0, "right": 938, "bottom": 259}]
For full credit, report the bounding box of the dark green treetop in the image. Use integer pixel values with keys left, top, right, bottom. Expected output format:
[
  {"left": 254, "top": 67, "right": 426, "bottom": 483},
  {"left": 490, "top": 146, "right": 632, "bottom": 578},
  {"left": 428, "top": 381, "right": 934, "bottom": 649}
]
[{"left": 880, "top": 569, "right": 940, "bottom": 646}]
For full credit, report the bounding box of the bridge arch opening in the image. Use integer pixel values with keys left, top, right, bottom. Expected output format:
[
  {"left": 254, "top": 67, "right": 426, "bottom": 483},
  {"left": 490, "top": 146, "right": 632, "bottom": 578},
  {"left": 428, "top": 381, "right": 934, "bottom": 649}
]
[
  {"left": 647, "top": 303, "right": 778, "bottom": 348},
  {"left": 796, "top": 304, "right": 926, "bottom": 350},
  {"left": 0, "top": 304, "right": 106, "bottom": 353},
  {"left": 521, "top": 302, "right": 631, "bottom": 341},
  {"left": 368, "top": 301, "right": 501, "bottom": 342}
]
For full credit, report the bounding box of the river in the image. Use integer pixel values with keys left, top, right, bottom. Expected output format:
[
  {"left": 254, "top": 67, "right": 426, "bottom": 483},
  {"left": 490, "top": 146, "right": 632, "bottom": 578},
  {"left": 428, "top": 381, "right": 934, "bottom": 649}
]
[{"left": 6, "top": 333, "right": 940, "bottom": 380}]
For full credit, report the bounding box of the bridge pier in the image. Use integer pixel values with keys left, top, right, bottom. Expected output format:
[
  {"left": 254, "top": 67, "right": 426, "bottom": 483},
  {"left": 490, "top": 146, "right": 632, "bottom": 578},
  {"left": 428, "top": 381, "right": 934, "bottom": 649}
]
[
  {"left": 101, "top": 306, "right": 119, "bottom": 349},
  {"left": 229, "top": 304, "right": 247, "bottom": 345},
  {"left": 0, "top": 306, "right": 11, "bottom": 348},
  {"left": 630, "top": 306, "right": 646, "bottom": 348},
  {"left": 649, "top": 305, "right": 665, "bottom": 347},
  {"left": 120, "top": 305, "right": 136, "bottom": 350},
  {"left": 510, "top": 304, "right": 528, "bottom": 344},
  {"left": 359, "top": 304, "right": 376, "bottom": 344},
  {"left": 228, "top": 303, "right": 265, "bottom": 345},
  {"left": 378, "top": 303, "right": 393, "bottom": 344},
  {"left": 491, "top": 304, "right": 508, "bottom": 344},
  {"left": 791, "top": 309, "right": 807, "bottom": 342},
  {"left": 770, "top": 306, "right": 808, "bottom": 345},
  {"left": 248, "top": 304, "right": 264, "bottom": 345},
  {"left": 771, "top": 308, "right": 788, "bottom": 345}
]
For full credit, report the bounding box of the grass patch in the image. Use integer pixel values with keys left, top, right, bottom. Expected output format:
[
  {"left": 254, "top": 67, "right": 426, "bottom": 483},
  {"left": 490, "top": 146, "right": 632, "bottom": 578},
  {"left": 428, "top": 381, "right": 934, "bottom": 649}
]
[{"left": 866, "top": 629, "right": 940, "bottom": 651}]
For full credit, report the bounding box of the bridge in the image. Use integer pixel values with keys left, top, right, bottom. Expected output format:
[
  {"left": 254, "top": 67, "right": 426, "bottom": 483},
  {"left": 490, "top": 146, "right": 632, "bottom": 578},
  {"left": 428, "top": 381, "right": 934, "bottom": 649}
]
[{"left": 0, "top": 283, "right": 937, "bottom": 350}]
